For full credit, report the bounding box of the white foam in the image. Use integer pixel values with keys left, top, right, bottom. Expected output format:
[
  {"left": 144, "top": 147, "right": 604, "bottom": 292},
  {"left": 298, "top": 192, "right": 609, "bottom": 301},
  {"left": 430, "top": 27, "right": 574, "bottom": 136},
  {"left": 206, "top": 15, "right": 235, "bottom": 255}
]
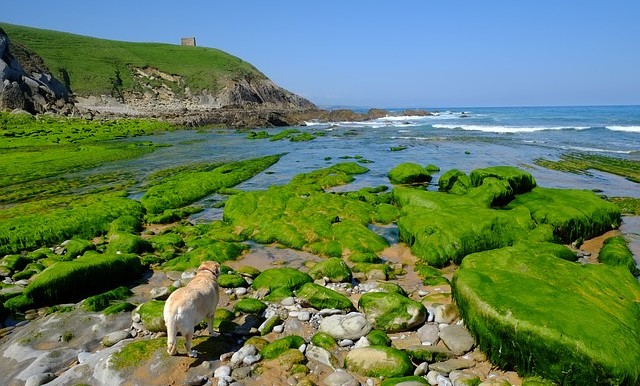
[
  {"left": 606, "top": 125, "right": 640, "bottom": 133},
  {"left": 432, "top": 124, "right": 590, "bottom": 133},
  {"left": 559, "top": 145, "right": 634, "bottom": 154}
]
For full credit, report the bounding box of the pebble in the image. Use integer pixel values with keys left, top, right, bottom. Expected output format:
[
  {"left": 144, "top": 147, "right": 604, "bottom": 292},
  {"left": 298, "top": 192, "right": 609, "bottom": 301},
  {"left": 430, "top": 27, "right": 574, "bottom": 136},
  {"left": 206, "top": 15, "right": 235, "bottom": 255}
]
[
  {"left": 230, "top": 345, "right": 257, "bottom": 367},
  {"left": 414, "top": 362, "right": 429, "bottom": 376},
  {"left": 214, "top": 365, "right": 232, "bottom": 378},
  {"left": 297, "top": 311, "right": 311, "bottom": 321},
  {"left": 242, "top": 354, "right": 261, "bottom": 366},
  {"left": 439, "top": 324, "right": 475, "bottom": 355},
  {"left": 322, "top": 370, "right": 359, "bottom": 386},
  {"left": 273, "top": 324, "right": 284, "bottom": 333},
  {"left": 25, "top": 373, "right": 56, "bottom": 386},
  {"left": 234, "top": 288, "right": 247, "bottom": 296},
  {"left": 427, "top": 370, "right": 441, "bottom": 385},
  {"left": 338, "top": 339, "right": 353, "bottom": 347},
  {"left": 281, "top": 297, "right": 296, "bottom": 306},
  {"left": 437, "top": 374, "right": 452, "bottom": 386}
]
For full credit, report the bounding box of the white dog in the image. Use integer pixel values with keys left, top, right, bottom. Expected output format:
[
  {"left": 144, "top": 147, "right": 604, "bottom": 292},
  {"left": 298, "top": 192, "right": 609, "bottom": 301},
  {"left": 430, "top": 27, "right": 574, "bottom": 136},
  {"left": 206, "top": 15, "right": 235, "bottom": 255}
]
[{"left": 163, "top": 260, "right": 220, "bottom": 357}]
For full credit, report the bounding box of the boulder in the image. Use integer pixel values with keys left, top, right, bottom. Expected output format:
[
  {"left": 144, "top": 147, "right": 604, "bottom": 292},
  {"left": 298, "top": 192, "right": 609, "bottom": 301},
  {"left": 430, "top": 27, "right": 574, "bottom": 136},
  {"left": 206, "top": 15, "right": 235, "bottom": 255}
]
[
  {"left": 308, "top": 258, "right": 352, "bottom": 283},
  {"left": 453, "top": 244, "right": 640, "bottom": 385},
  {"left": 251, "top": 267, "right": 313, "bottom": 293},
  {"left": 388, "top": 163, "right": 433, "bottom": 185},
  {"left": 344, "top": 346, "right": 413, "bottom": 378},
  {"left": 358, "top": 292, "right": 427, "bottom": 332},
  {"left": 136, "top": 300, "right": 166, "bottom": 332},
  {"left": 295, "top": 282, "right": 354, "bottom": 311},
  {"left": 438, "top": 324, "right": 475, "bottom": 355},
  {"left": 318, "top": 312, "right": 372, "bottom": 340}
]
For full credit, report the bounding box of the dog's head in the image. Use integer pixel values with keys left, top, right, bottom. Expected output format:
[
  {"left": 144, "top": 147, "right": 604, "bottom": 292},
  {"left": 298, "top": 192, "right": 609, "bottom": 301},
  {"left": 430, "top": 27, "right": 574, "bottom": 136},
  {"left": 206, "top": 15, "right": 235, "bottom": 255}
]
[{"left": 197, "top": 261, "right": 220, "bottom": 278}]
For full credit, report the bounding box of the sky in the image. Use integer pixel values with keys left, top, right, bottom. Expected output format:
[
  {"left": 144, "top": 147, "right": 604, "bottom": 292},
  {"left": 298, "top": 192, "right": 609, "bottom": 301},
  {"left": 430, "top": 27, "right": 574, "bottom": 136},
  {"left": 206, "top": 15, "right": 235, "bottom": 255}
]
[{"left": 2, "top": 0, "right": 640, "bottom": 108}]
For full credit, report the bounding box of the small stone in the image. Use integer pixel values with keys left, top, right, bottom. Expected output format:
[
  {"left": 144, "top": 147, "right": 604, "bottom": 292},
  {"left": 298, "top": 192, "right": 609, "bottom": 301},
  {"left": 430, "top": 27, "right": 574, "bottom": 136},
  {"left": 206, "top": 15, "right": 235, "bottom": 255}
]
[
  {"left": 323, "top": 370, "right": 359, "bottom": 386},
  {"left": 437, "top": 374, "right": 452, "bottom": 386},
  {"left": 273, "top": 325, "right": 285, "bottom": 333},
  {"left": 417, "top": 323, "right": 440, "bottom": 346},
  {"left": 427, "top": 370, "right": 441, "bottom": 385},
  {"left": 297, "top": 311, "right": 311, "bottom": 321},
  {"left": 281, "top": 297, "right": 296, "bottom": 306},
  {"left": 214, "top": 365, "right": 232, "bottom": 378},
  {"left": 102, "top": 330, "right": 131, "bottom": 347},
  {"left": 414, "top": 362, "right": 430, "bottom": 376},
  {"left": 150, "top": 286, "right": 170, "bottom": 300},
  {"left": 15, "top": 279, "right": 30, "bottom": 287},
  {"left": 353, "top": 336, "right": 370, "bottom": 348},
  {"left": 429, "top": 358, "right": 475, "bottom": 375},
  {"left": 338, "top": 339, "right": 354, "bottom": 347},
  {"left": 185, "top": 375, "right": 208, "bottom": 386},
  {"left": 230, "top": 345, "right": 257, "bottom": 367},
  {"left": 242, "top": 354, "right": 261, "bottom": 366},
  {"left": 172, "top": 280, "right": 182, "bottom": 288},
  {"left": 419, "top": 290, "right": 430, "bottom": 297},
  {"left": 132, "top": 313, "right": 141, "bottom": 323},
  {"left": 434, "top": 304, "right": 459, "bottom": 324},
  {"left": 235, "top": 287, "right": 248, "bottom": 296}
]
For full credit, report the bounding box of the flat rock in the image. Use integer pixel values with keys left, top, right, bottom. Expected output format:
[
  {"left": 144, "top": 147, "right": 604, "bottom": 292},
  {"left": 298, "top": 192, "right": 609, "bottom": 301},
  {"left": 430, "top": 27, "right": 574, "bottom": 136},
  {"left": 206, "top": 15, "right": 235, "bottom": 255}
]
[
  {"left": 428, "top": 358, "right": 475, "bottom": 375},
  {"left": 417, "top": 323, "right": 440, "bottom": 345},
  {"left": 322, "top": 369, "right": 360, "bottom": 386},
  {"left": 439, "top": 324, "right": 474, "bottom": 355},
  {"left": 318, "top": 312, "right": 372, "bottom": 340},
  {"left": 102, "top": 330, "right": 131, "bottom": 347}
]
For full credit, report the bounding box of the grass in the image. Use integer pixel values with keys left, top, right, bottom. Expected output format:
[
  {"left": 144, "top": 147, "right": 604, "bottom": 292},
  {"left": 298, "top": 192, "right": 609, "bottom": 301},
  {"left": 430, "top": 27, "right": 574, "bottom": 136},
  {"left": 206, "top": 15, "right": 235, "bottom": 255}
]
[
  {"left": 534, "top": 153, "right": 640, "bottom": 183},
  {"left": 453, "top": 243, "right": 640, "bottom": 385},
  {"left": 0, "top": 22, "right": 265, "bottom": 96}
]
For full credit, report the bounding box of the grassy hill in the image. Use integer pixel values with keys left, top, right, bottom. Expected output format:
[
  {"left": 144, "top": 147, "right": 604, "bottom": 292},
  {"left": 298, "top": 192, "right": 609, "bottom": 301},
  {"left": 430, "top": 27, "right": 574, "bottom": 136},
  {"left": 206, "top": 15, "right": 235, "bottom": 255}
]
[{"left": 0, "top": 22, "right": 266, "bottom": 97}]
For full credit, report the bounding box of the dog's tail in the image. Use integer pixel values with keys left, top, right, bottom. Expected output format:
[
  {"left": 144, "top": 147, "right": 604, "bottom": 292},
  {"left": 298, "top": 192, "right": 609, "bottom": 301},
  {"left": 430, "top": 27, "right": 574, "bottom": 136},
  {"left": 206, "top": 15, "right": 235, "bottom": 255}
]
[{"left": 164, "top": 306, "right": 178, "bottom": 356}]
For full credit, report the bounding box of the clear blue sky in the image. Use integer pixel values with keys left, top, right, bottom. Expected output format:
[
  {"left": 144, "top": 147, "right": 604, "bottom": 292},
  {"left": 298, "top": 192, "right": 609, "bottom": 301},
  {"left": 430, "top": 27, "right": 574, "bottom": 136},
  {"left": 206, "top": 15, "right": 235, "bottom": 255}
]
[{"left": 2, "top": 0, "right": 639, "bottom": 108}]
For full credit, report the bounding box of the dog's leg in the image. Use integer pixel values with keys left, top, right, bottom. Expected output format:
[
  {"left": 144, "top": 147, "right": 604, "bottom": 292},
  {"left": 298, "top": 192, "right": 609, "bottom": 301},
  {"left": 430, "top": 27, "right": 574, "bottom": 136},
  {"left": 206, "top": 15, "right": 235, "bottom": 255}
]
[
  {"left": 207, "top": 313, "right": 215, "bottom": 335},
  {"left": 165, "top": 317, "right": 178, "bottom": 356},
  {"left": 185, "top": 332, "right": 198, "bottom": 358}
]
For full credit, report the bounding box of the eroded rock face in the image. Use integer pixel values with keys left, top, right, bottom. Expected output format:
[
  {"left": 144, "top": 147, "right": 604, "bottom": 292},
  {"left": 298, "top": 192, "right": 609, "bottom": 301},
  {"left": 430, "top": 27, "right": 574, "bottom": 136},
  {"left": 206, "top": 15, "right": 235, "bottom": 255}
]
[{"left": 0, "top": 28, "right": 75, "bottom": 115}]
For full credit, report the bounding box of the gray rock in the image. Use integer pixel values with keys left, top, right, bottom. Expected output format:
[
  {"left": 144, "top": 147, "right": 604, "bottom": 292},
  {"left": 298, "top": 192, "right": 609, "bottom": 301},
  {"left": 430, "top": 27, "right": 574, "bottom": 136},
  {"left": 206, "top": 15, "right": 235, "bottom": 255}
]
[
  {"left": 214, "top": 365, "right": 232, "bottom": 378},
  {"left": 230, "top": 345, "right": 257, "bottom": 367},
  {"left": 25, "top": 373, "right": 56, "bottom": 386},
  {"left": 305, "top": 345, "right": 339, "bottom": 369},
  {"left": 102, "top": 330, "right": 131, "bottom": 347},
  {"left": 150, "top": 286, "right": 170, "bottom": 300},
  {"left": 414, "top": 362, "right": 430, "bottom": 376},
  {"left": 427, "top": 370, "right": 441, "bottom": 385},
  {"left": 185, "top": 375, "right": 208, "bottom": 386},
  {"left": 242, "top": 354, "right": 261, "bottom": 366},
  {"left": 434, "top": 304, "right": 459, "bottom": 324},
  {"left": 323, "top": 370, "right": 359, "bottom": 386},
  {"left": 318, "top": 312, "right": 372, "bottom": 340},
  {"left": 439, "top": 324, "right": 475, "bottom": 355},
  {"left": 428, "top": 358, "right": 475, "bottom": 375},
  {"left": 417, "top": 323, "right": 440, "bottom": 345}
]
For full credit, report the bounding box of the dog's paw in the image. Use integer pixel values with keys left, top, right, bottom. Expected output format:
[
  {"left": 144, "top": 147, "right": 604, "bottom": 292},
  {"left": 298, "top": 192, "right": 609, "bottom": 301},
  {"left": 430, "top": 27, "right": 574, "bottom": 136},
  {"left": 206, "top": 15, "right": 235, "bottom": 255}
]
[{"left": 188, "top": 350, "right": 198, "bottom": 358}]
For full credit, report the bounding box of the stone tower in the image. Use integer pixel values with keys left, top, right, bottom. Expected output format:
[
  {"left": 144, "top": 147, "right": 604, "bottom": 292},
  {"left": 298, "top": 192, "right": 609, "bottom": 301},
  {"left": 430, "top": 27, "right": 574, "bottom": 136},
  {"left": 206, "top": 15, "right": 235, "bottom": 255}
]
[{"left": 181, "top": 37, "right": 196, "bottom": 47}]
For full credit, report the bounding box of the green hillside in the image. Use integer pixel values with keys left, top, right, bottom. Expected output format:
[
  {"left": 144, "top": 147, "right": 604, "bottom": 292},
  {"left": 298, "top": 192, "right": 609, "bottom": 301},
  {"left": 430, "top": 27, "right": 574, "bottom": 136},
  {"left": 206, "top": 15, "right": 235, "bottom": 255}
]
[{"left": 0, "top": 22, "right": 266, "bottom": 96}]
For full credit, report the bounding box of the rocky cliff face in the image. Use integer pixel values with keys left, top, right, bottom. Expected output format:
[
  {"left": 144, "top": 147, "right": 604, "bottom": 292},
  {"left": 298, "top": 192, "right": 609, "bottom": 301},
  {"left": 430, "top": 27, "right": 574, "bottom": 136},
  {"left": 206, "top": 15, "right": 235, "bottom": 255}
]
[{"left": 0, "top": 28, "right": 76, "bottom": 115}]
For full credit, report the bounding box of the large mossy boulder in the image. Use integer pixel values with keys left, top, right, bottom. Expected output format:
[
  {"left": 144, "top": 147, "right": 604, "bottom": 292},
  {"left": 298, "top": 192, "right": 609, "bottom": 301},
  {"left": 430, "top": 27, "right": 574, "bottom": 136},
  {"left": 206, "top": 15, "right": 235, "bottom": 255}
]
[
  {"left": 106, "top": 232, "right": 152, "bottom": 254},
  {"left": 387, "top": 163, "right": 433, "bottom": 185},
  {"left": 358, "top": 292, "right": 426, "bottom": 332},
  {"left": 307, "top": 257, "right": 352, "bottom": 283},
  {"left": 344, "top": 346, "right": 413, "bottom": 378},
  {"left": 393, "top": 186, "right": 537, "bottom": 267},
  {"left": 251, "top": 267, "right": 312, "bottom": 293},
  {"left": 469, "top": 166, "right": 537, "bottom": 195},
  {"left": 452, "top": 243, "right": 640, "bottom": 385},
  {"left": 260, "top": 335, "right": 306, "bottom": 360},
  {"left": 137, "top": 300, "right": 166, "bottom": 332},
  {"left": 295, "top": 283, "right": 354, "bottom": 311},
  {"left": 507, "top": 187, "right": 621, "bottom": 243},
  {"left": 438, "top": 169, "right": 471, "bottom": 195}
]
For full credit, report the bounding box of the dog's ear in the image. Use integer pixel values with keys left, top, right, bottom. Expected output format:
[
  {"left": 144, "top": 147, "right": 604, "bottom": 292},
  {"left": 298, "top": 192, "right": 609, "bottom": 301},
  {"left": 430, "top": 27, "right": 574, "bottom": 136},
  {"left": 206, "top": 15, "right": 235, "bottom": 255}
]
[{"left": 213, "top": 262, "right": 220, "bottom": 276}]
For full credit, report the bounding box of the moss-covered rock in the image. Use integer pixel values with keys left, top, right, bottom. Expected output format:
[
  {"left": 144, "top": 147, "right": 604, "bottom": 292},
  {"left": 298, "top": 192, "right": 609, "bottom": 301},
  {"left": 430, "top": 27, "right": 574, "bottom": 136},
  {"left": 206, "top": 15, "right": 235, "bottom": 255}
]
[
  {"left": 387, "top": 163, "right": 433, "bottom": 185},
  {"left": 295, "top": 283, "right": 354, "bottom": 311},
  {"left": 351, "top": 263, "right": 393, "bottom": 281},
  {"left": 508, "top": 187, "right": 621, "bottom": 243},
  {"left": 251, "top": 267, "right": 312, "bottom": 293},
  {"left": 109, "top": 215, "right": 143, "bottom": 234},
  {"left": 234, "top": 298, "right": 267, "bottom": 314},
  {"left": 106, "top": 232, "right": 152, "bottom": 254},
  {"left": 394, "top": 186, "right": 537, "bottom": 267},
  {"left": 453, "top": 244, "right": 640, "bottom": 385},
  {"left": 310, "top": 332, "right": 338, "bottom": 350},
  {"left": 307, "top": 258, "right": 352, "bottom": 283},
  {"left": 380, "top": 376, "right": 429, "bottom": 386},
  {"left": 358, "top": 292, "right": 427, "bottom": 332},
  {"left": 344, "top": 346, "right": 413, "bottom": 378},
  {"left": 63, "top": 238, "right": 95, "bottom": 258},
  {"left": 469, "top": 166, "right": 537, "bottom": 195},
  {"left": 263, "top": 286, "right": 294, "bottom": 302},
  {"left": 161, "top": 240, "right": 247, "bottom": 271},
  {"left": 404, "top": 345, "right": 455, "bottom": 363},
  {"left": 148, "top": 232, "right": 184, "bottom": 252},
  {"left": 260, "top": 335, "right": 306, "bottom": 360},
  {"left": 84, "top": 286, "right": 132, "bottom": 312},
  {"left": 235, "top": 265, "right": 261, "bottom": 279},
  {"left": 137, "top": 300, "right": 166, "bottom": 332},
  {"left": 7, "top": 251, "right": 142, "bottom": 311},
  {"left": 599, "top": 236, "right": 637, "bottom": 275},
  {"left": 218, "top": 273, "right": 248, "bottom": 288},
  {"left": 438, "top": 168, "right": 472, "bottom": 195},
  {"left": 366, "top": 330, "right": 391, "bottom": 347}
]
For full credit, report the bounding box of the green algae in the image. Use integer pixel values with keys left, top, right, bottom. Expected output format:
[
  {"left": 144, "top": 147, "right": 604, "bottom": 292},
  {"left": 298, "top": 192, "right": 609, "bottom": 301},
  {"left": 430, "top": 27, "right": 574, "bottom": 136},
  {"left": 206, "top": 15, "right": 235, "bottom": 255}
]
[
  {"left": 224, "top": 163, "right": 389, "bottom": 260},
  {"left": 5, "top": 251, "right": 142, "bottom": 311},
  {"left": 234, "top": 298, "right": 267, "bottom": 314},
  {"left": 598, "top": 236, "right": 637, "bottom": 275},
  {"left": 260, "top": 335, "right": 306, "bottom": 360},
  {"left": 106, "top": 232, "right": 152, "bottom": 254},
  {"left": 295, "top": 282, "right": 354, "bottom": 311},
  {"left": 251, "top": 267, "right": 312, "bottom": 292},
  {"left": 161, "top": 240, "right": 247, "bottom": 271},
  {"left": 344, "top": 346, "right": 413, "bottom": 378},
  {"left": 358, "top": 292, "right": 426, "bottom": 333},
  {"left": 394, "top": 186, "right": 537, "bottom": 267},
  {"left": 84, "top": 286, "right": 132, "bottom": 312},
  {"left": 307, "top": 257, "right": 352, "bottom": 283},
  {"left": 387, "top": 162, "right": 434, "bottom": 185},
  {"left": 0, "top": 191, "right": 143, "bottom": 255},
  {"left": 138, "top": 300, "right": 166, "bottom": 332},
  {"left": 453, "top": 243, "right": 640, "bottom": 385},
  {"left": 507, "top": 187, "right": 621, "bottom": 243},
  {"left": 469, "top": 166, "right": 537, "bottom": 195},
  {"left": 534, "top": 153, "right": 640, "bottom": 183},
  {"left": 110, "top": 338, "right": 166, "bottom": 369},
  {"left": 141, "top": 154, "right": 283, "bottom": 214},
  {"left": 380, "top": 376, "right": 429, "bottom": 386},
  {"left": 366, "top": 329, "right": 391, "bottom": 347},
  {"left": 218, "top": 273, "right": 248, "bottom": 288},
  {"left": 310, "top": 332, "right": 338, "bottom": 350}
]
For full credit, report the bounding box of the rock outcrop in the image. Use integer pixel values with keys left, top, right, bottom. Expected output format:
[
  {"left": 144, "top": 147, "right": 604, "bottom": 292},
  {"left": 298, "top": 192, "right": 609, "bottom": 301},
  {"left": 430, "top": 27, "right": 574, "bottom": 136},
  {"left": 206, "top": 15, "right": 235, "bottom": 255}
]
[{"left": 0, "top": 28, "right": 75, "bottom": 115}]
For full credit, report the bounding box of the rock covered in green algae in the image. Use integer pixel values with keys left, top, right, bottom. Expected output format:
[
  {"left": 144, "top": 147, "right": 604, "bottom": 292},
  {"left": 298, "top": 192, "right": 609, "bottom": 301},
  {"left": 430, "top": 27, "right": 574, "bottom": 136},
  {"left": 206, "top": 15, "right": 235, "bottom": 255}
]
[
  {"left": 251, "top": 267, "right": 312, "bottom": 293},
  {"left": 387, "top": 162, "right": 434, "bottom": 185},
  {"left": 218, "top": 273, "right": 248, "bottom": 288},
  {"left": 137, "top": 300, "right": 166, "bottom": 332},
  {"left": 106, "top": 232, "right": 152, "bottom": 254},
  {"left": 598, "top": 235, "right": 638, "bottom": 275},
  {"left": 507, "top": 186, "right": 621, "bottom": 243},
  {"left": 453, "top": 243, "right": 640, "bottom": 385},
  {"left": 358, "top": 292, "right": 427, "bottom": 333},
  {"left": 295, "top": 282, "right": 354, "bottom": 311},
  {"left": 344, "top": 346, "right": 413, "bottom": 378},
  {"left": 394, "top": 186, "right": 537, "bottom": 267},
  {"left": 223, "top": 163, "right": 390, "bottom": 261},
  {"left": 260, "top": 335, "right": 305, "bottom": 360},
  {"left": 307, "top": 257, "right": 352, "bottom": 283},
  {"left": 469, "top": 165, "right": 537, "bottom": 195},
  {"left": 380, "top": 376, "right": 429, "bottom": 386},
  {"left": 234, "top": 298, "right": 267, "bottom": 314}
]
